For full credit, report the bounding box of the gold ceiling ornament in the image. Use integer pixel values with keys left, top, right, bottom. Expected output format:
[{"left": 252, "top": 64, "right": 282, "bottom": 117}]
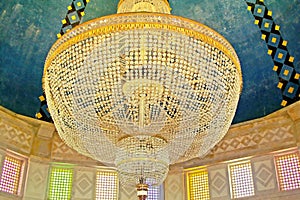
[
  {"left": 117, "top": 0, "right": 171, "bottom": 14},
  {"left": 43, "top": 0, "right": 242, "bottom": 196}
]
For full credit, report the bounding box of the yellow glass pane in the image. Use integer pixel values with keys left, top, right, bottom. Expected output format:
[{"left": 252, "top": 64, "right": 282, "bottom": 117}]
[{"left": 187, "top": 169, "right": 210, "bottom": 200}]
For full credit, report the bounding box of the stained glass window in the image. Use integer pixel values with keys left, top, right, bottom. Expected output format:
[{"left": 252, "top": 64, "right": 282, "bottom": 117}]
[
  {"left": 96, "top": 171, "right": 118, "bottom": 200},
  {"left": 0, "top": 155, "right": 23, "bottom": 195},
  {"left": 275, "top": 152, "right": 300, "bottom": 191},
  {"left": 187, "top": 169, "right": 210, "bottom": 200},
  {"left": 48, "top": 167, "right": 73, "bottom": 200},
  {"left": 229, "top": 161, "right": 254, "bottom": 199}
]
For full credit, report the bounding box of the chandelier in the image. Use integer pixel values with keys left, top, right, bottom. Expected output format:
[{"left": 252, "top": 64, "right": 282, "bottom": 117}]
[{"left": 43, "top": 0, "right": 242, "bottom": 196}]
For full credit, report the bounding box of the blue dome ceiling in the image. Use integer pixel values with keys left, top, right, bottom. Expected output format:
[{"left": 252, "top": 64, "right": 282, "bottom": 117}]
[{"left": 0, "top": 0, "right": 299, "bottom": 123}]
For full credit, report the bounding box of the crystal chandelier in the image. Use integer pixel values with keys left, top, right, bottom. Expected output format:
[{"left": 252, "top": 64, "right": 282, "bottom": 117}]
[{"left": 43, "top": 0, "right": 242, "bottom": 195}]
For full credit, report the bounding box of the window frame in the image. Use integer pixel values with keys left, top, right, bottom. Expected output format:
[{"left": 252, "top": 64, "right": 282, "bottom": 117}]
[
  {"left": 228, "top": 160, "right": 255, "bottom": 199},
  {"left": 274, "top": 150, "right": 300, "bottom": 191},
  {"left": 147, "top": 184, "right": 164, "bottom": 200},
  {"left": 186, "top": 167, "right": 210, "bottom": 200},
  {"left": 0, "top": 151, "right": 27, "bottom": 197},
  {"left": 47, "top": 164, "right": 74, "bottom": 200},
  {"left": 95, "top": 169, "right": 119, "bottom": 200}
]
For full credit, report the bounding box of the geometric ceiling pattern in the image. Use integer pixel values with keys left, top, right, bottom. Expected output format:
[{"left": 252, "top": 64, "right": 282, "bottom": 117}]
[
  {"left": 245, "top": 0, "right": 299, "bottom": 107},
  {"left": 0, "top": 0, "right": 299, "bottom": 124}
]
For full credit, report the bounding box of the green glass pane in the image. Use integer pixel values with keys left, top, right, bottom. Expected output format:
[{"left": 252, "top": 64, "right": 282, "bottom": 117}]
[{"left": 48, "top": 167, "right": 73, "bottom": 200}]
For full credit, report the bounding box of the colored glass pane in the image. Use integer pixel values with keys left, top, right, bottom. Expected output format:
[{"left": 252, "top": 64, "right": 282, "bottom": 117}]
[
  {"left": 96, "top": 171, "right": 118, "bottom": 200},
  {"left": 48, "top": 167, "right": 73, "bottom": 200},
  {"left": 187, "top": 169, "right": 210, "bottom": 200},
  {"left": 275, "top": 152, "right": 300, "bottom": 191},
  {"left": 0, "top": 156, "right": 23, "bottom": 195},
  {"left": 229, "top": 161, "right": 254, "bottom": 198}
]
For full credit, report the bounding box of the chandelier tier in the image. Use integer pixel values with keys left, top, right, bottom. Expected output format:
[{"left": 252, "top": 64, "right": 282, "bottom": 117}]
[{"left": 43, "top": 0, "right": 242, "bottom": 188}]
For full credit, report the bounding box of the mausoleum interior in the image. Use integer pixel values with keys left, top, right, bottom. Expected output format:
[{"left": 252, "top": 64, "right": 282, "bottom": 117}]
[{"left": 0, "top": 0, "right": 299, "bottom": 199}]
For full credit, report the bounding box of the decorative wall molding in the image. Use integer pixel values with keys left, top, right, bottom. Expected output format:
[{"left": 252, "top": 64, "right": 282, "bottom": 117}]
[
  {"left": 0, "top": 101, "right": 300, "bottom": 199},
  {"left": 208, "top": 164, "right": 230, "bottom": 199},
  {"left": 0, "top": 150, "right": 4, "bottom": 181},
  {"left": 252, "top": 155, "right": 277, "bottom": 193},
  {"left": 177, "top": 101, "right": 300, "bottom": 168},
  {"left": 0, "top": 119, "right": 34, "bottom": 155},
  {"left": 2, "top": 97, "right": 300, "bottom": 172},
  {"left": 23, "top": 159, "right": 49, "bottom": 200},
  {"left": 72, "top": 166, "right": 95, "bottom": 200},
  {"left": 164, "top": 172, "right": 184, "bottom": 200},
  {"left": 51, "top": 133, "right": 95, "bottom": 163},
  {"left": 119, "top": 185, "right": 136, "bottom": 200},
  {"left": 212, "top": 123, "right": 294, "bottom": 154}
]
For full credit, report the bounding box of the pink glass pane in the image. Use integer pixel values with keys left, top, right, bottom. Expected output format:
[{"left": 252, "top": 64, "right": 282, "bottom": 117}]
[
  {"left": 0, "top": 156, "right": 23, "bottom": 195},
  {"left": 275, "top": 152, "right": 300, "bottom": 191}
]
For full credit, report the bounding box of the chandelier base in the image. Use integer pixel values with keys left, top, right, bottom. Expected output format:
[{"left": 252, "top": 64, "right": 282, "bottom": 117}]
[
  {"left": 136, "top": 183, "right": 149, "bottom": 200},
  {"left": 115, "top": 135, "right": 169, "bottom": 187}
]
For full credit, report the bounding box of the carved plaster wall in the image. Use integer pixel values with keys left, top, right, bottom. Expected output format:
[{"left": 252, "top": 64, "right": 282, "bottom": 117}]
[{"left": 0, "top": 101, "right": 299, "bottom": 199}]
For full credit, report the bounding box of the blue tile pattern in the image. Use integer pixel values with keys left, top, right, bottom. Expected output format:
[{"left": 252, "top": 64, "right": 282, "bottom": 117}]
[
  {"left": 59, "top": 0, "right": 90, "bottom": 37},
  {"left": 36, "top": 0, "right": 90, "bottom": 121},
  {"left": 0, "top": 0, "right": 298, "bottom": 124},
  {"left": 245, "top": 0, "right": 300, "bottom": 106}
]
